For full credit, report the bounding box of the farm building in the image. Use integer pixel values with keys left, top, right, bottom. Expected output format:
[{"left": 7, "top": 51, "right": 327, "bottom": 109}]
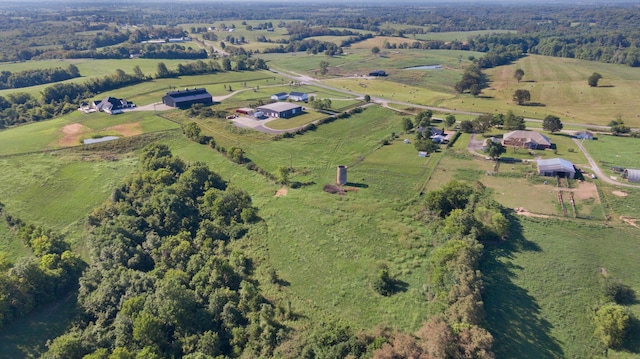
[
  {"left": 622, "top": 169, "right": 640, "bottom": 182},
  {"left": 288, "top": 92, "right": 309, "bottom": 102},
  {"left": 162, "top": 88, "right": 213, "bottom": 108},
  {"left": 575, "top": 131, "right": 594, "bottom": 140},
  {"left": 369, "top": 70, "right": 387, "bottom": 76},
  {"left": 537, "top": 158, "right": 576, "bottom": 178},
  {"left": 502, "top": 130, "right": 552, "bottom": 149},
  {"left": 256, "top": 102, "right": 303, "bottom": 118},
  {"left": 91, "top": 96, "right": 135, "bottom": 114},
  {"left": 271, "top": 92, "right": 288, "bottom": 101}
]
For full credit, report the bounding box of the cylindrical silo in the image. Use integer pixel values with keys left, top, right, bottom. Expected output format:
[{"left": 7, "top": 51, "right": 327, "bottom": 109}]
[{"left": 337, "top": 165, "right": 347, "bottom": 185}]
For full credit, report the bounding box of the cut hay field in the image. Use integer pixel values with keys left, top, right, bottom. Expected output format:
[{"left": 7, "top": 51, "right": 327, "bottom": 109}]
[{"left": 443, "top": 54, "right": 640, "bottom": 126}]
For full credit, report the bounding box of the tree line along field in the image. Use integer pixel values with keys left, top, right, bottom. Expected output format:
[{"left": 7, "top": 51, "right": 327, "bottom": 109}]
[{"left": 2, "top": 13, "right": 640, "bottom": 358}]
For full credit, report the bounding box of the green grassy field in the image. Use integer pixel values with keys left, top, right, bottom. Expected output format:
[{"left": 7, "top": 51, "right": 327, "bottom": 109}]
[
  {"left": 3, "top": 47, "right": 640, "bottom": 358},
  {"left": 0, "top": 110, "right": 180, "bottom": 156},
  {"left": 483, "top": 218, "right": 640, "bottom": 359},
  {"left": 0, "top": 152, "right": 138, "bottom": 244}
]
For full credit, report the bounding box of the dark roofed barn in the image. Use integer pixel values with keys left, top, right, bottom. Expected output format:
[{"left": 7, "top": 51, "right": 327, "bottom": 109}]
[
  {"left": 162, "top": 88, "right": 213, "bottom": 108},
  {"left": 369, "top": 70, "right": 387, "bottom": 77}
]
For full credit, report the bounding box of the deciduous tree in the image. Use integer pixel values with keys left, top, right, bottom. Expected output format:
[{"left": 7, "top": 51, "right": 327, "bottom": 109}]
[
  {"left": 588, "top": 72, "right": 602, "bottom": 87},
  {"left": 485, "top": 140, "right": 506, "bottom": 160},
  {"left": 542, "top": 115, "right": 563, "bottom": 132},
  {"left": 512, "top": 89, "right": 531, "bottom": 105},
  {"left": 594, "top": 304, "right": 630, "bottom": 349},
  {"left": 514, "top": 68, "right": 525, "bottom": 82}
]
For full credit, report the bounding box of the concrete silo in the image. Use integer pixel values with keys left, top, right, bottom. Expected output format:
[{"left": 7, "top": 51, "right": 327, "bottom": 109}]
[{"left": 337, "top": 165, "right": 348, "bottom": 185}]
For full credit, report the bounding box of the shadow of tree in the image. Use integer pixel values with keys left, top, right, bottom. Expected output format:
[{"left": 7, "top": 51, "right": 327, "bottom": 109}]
[
  {"left": 622, "top": 315, "right": 640, "bottom": 353},
  {"left": 481, "top": 216, "right": 565, "bottom": 358}
]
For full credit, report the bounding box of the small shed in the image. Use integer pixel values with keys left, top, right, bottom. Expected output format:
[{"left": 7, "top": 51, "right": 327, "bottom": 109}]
[
  {"left": 288, "top": 92, "right": 308, "bottom": 102},
  {"left": 576, "top": 131, "right": 594, "bottom": 140},
  {"left": 369, "top": 70, "right": 387, "bottom": 77},
  {"left": 537, "top": 158, "right": 576, "bottom": 178},
  {"left": 623, "top": 168, "right": 640, "bottom": 183}
]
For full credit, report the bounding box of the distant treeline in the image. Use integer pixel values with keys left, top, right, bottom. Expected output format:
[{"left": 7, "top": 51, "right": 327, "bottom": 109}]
[
  {"left": 35, "top": 43, "right": 208, "bottom": 61},
  {"left": 0, "top": 64, "right": 80, "bottom": 89},
  {"left": 262, "top": 39, "right": 343, "bottom": 56}
]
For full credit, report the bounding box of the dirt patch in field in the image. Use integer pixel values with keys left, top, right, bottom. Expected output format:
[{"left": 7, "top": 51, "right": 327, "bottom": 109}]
[
  {"left": 514, "top": 207, "right": 550, "bottom": 218},
  {"left": 571, "top": 181, "right": 598, "bottom": 200},
  {"left": 621, "top": 216, "right": 639, "bottom": 228},
  {"left": 58, "top": 123, "right": 91, "bottom": 146},
  {"left": 106, "top": 122, "right": 143, "bottom": 137},
  {"left": 274, "top": 187, "right": 288, "bottom": 197},
  {"left": 613, "top": 190, "right": 628, "bottom": 197}
]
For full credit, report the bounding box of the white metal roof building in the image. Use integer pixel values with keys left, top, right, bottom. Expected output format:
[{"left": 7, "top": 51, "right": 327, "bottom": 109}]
[
  {"left": 537, "top": 158, "right": 576, "bottom": 178},
  {"left": 256, "top": 102, "right": 303, "bottom": 118},
  {"left": 623, "top": 169, "right": 640, "bottom": 183}
]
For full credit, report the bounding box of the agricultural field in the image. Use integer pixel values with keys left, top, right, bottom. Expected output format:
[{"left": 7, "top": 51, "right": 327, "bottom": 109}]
[
  {"left": 3, "top": 7, "right": 640, "bottom": 357},
  {"left": 451, "top": 54, "right": 640, "bottom": 126}
]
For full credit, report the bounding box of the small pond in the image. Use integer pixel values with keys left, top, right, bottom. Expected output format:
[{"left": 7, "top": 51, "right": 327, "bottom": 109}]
[
  {"left": 404, "top": 65, "right": 443, "bottom": 70},
  {"left": 83, "top": 136, "right": 120, "bottom": 145}
]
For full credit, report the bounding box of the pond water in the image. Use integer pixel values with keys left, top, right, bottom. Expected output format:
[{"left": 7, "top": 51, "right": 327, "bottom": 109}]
[
  {"left": 404, "top": 65, "right": 443, "bottom": 70},
  {"left": 83, "top": 136, "right": 119, "bottom": 145}
]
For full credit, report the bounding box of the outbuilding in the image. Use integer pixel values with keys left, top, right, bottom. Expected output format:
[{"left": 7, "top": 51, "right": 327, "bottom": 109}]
[
  {"left": 369, "top": 70, "right": 387, "bottom": 77},
  {"left": 623, "top": 169, "right": 640, "bottom": 183},
  {"left": 576, "top": 131, "right": 594, "bottom": 140},
  {"left": 271, "top": 92, "right": 288, "bottom": 101},
  {"left": 288, "top": 92, "right": 308, "bottom": 102},
  {"left": 537, "top": 158, "right": 576, "bottom": 178},
  {"left": 162, "top": 88, "right": 213, "bottom": 108},
  {"left": 256, "top": 102, "right": 303, "bottom": 118}
]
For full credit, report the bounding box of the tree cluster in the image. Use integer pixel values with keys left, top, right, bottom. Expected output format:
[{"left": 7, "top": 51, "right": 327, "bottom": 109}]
[
  {"left": 459, "top": 110, "right": 525, "bottom": 134},
  {"left": 454, "top": 64, "right": 486, "bottom": 96},
  {"left": 262, "top": 39, "right": 343, "bottom": 57},
  {"left": 0, "top": 204, "right": 85, "bottom": 331},
  {"left": 42, "top": 145, "right": 282, "bottom": 358}
]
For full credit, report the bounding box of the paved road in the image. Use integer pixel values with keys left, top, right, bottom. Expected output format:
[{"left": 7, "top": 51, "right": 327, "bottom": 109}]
[{"left": 572, "top": 138, "right": 640, "bottom": 188}]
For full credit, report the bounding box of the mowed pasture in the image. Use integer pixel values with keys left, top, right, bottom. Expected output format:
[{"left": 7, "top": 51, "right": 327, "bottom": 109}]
[
  {"left": 483, "top": 218, "right": 640, "bottom": 359},
  {"left": 0, "top": 110, "right": 180, "bottom": 156},
  {"left": 445, "top": 54, "right": 640, "bottom": 126}
]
